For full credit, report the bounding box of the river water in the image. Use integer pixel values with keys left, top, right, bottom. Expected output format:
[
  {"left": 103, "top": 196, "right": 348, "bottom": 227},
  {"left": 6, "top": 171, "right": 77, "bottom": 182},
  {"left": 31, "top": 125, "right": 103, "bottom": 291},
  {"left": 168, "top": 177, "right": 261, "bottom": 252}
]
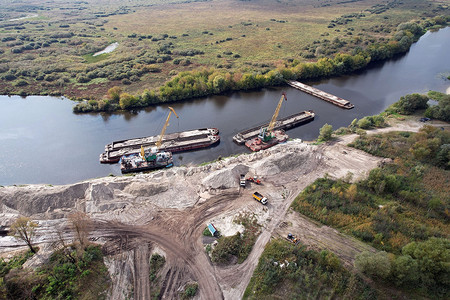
[{"left": 1, "top": 27, "right": 449, "bottom": 186}]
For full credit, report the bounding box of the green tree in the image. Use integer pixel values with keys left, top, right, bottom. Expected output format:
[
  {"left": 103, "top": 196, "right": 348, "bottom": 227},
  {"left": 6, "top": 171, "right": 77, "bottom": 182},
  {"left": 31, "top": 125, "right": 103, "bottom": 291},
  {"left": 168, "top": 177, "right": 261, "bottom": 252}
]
[
  {"left": 357, "top": 117, "right": 372, "bottom": 129},
  {"left": 394, "top": 93, "right": 429, "bottom": 115},
  {"left": 106, "top": 86, "right": 122, "bottom": 103},
  {"left": 392, "top": 255, "right": 419, "bottom": 286},
  {"left": 318, "top": 123, "right": 333, "bottom": 142},
  {"left": 9, "top": 217, "right": 38, "bottom": 253},
  {"left": 401, "top": 238, "right": 449, "bottom": 288},
  {"left": 119, "top": 93, "right": 137, "bottom": 109},
  {"left": 355, "top": 251, "right": 391, "bottom": 279}
]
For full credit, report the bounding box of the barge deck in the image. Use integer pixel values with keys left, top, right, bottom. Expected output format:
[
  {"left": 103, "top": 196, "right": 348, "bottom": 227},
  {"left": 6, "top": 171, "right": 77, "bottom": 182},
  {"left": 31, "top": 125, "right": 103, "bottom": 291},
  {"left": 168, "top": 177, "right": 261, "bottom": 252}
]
[
  {"left": 100, "top": 128, "right": 220, "bottom": 163},
  {"left": 287, "top": 81, "right": 354, "bottom": 109},
  {"left": 233, "top": 110, "right": 314, "bottom": 144},
  {"left": 105, "top": 128, "right": 219, "bottom": 151}
]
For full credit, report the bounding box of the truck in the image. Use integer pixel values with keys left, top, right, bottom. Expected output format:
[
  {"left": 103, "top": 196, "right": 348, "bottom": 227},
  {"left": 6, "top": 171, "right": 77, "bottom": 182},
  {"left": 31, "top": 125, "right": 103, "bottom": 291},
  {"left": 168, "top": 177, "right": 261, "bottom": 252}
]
[
  {"left": 240, "top": 174, "right": 246, "bottom": 188},
  {"left": 252, "top": 191, "right": 268, "bottom": 205}
]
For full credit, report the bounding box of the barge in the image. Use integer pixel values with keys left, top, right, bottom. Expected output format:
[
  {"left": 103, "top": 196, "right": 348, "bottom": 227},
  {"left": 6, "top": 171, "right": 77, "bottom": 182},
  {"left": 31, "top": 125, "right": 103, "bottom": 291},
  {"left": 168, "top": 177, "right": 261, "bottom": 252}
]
[
  {"left": 287, "top": 81, "right": 354, "bottom": 109},
  {"left": 120, "top": 148, "right": 173, "bottom": 174},
  {"left": 233, "top": 110, "right": 315, "bottom": 144},
  {"left": 245, "top": 130, "right": 288, "bottom": 152},
  {"left": 100, "top": 128, "right": 220, "bottom": 163}
]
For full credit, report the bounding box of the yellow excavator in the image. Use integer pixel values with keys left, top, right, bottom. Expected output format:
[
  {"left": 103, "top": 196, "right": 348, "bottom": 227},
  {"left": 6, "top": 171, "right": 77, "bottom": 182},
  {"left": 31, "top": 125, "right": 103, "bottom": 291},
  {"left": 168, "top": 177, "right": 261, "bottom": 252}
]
[{"left": 258, "top": 92, "right": 287, "bottom": 142}]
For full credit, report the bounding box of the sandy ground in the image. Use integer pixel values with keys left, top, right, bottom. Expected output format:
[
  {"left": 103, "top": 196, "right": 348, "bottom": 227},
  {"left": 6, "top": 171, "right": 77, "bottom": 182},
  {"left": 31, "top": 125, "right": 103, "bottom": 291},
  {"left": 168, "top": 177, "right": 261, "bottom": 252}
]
[{"left": 0, "top": 118, "right": 429, "bottom": 299}]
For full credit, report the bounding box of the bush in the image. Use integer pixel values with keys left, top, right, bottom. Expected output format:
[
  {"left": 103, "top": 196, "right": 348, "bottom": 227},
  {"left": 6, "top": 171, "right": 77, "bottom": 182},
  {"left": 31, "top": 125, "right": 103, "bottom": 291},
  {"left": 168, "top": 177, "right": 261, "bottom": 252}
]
[
  {"left": 318, "top": 123, "right": 333, "bottom": 141},
  {"left": 393, "top": 93, "right": 429, "bottom": 115},
  {"left": 425, "top": 92, "right": 450, "bottom": 122},
  {"left": 203, "top": 227, "right": 212, "bottom": 237},
  {"left": 119, "top": 93, "right": 137, "bottom": 109},
  {"left": 355, "top": 251, "right": 391, "bottom": 279},
  {"left": 76, "top": 74, "right": 90, "bottom": 83},
  {"left": 14, "top": 79, "right": 28, "bottom": 87}
]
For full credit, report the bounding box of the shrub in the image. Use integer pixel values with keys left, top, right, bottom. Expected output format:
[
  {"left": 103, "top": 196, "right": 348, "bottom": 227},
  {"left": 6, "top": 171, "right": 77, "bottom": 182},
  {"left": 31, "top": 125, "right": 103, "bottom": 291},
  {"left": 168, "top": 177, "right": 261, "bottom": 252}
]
[
  {"left": 355, "top": 251, "right": 391, "bottom": 279},
  {"left": 393, "top": 93, "right": 429, "bottom": 115},
  {"left": 119, "top": 93, "right": 137, "bottom": 109},
  {"left": 203, "top": 227, "right": 212, "bottom": 237},
  {"left": 14, "top": 79, "right": 28, "bottom": 87},
  {"left": 318, "top": 123, "right": 333, "bottom": 141}
]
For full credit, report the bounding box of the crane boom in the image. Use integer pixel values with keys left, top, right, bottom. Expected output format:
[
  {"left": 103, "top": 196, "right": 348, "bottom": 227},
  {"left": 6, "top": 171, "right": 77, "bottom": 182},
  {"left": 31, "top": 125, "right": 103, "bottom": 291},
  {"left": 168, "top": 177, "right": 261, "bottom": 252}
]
[
  {"left": 267, "top": 92, "right": 287, "bottom": 132},
  {"left": 155, "top": 107, "right": 179, "bottom": 149}
]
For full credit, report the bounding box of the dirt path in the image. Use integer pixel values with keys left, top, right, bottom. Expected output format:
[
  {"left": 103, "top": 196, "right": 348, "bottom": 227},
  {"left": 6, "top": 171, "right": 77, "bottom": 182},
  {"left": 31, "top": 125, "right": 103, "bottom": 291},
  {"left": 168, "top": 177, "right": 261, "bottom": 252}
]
[{"left": 133, "top": 243, "right": 151, "bottom": 300}]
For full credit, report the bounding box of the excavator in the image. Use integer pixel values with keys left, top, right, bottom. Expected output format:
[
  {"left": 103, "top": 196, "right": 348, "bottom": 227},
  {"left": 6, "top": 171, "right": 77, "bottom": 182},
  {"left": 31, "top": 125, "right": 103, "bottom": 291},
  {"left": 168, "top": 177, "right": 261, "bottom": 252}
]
[{"left": 258, "top": 92, "right": 287, "bottom": 142}]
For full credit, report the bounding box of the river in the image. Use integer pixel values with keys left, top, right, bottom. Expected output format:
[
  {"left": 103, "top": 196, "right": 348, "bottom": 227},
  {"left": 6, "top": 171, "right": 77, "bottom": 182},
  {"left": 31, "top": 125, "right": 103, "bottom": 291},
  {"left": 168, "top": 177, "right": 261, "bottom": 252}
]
[{"left": 0, "top": 27, "right": 449, "bottom": 186}]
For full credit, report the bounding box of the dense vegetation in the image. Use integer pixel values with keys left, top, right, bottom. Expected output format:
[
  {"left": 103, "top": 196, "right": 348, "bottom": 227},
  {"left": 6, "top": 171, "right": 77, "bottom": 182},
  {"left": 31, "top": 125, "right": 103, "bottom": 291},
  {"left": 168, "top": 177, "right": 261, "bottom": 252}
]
[
  {"left": 288, "top": 90, "right": 450, "bottom": 297},
  {"left": 293, "top": 125, "right": 449, "bottom": 254},
  {"left": 210, "top": 214, "right": 260, "bottom": 264},
  {"left": 355, "top": 238, "right": 449, "bottom": 298},
  {"left": 425, "top": 91, "right": 450, "bottom": 122},
  {"left": 0, "top": 244, "right": 110, "bottom": 299},
  {"left": 0, "top": 0, "right": 447, "bottom": 111},
  {"left": 149, "top": 253, "right": 166, "bottom": 300},
  {"left": 243, "top": 239, "right": 377, "bottom": 299}
]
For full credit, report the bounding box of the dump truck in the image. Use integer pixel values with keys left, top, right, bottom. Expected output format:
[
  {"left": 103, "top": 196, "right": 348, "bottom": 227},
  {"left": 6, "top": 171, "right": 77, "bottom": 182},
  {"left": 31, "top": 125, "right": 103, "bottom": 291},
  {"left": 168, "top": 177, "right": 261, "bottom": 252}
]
[
  {"left": 240, "top": 174, "right": 246, "bottom": 188},
  {"left": 252, "top": 192, "right": 268, "bottom": 205}
]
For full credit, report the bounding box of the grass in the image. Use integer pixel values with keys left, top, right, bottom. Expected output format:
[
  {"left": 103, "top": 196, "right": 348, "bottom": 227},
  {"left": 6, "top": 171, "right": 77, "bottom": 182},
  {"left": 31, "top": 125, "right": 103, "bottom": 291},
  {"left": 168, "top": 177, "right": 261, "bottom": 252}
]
[
  {"left": 210, "top": 213, "right": 261, "bottom": 264},
  {"left": 0, "top": 0, "right": 446, "bottom": 100},
  {"left": 0, "top": 244, "right": 110, "bottom": 299},
  {"left": 243, "top": 239, "right": 377, "bottom": 299},
  {"left": 82, "top": 53, "right": 110, "bottom": 64},
  {"left": 292, "top": 125, "right": 450, "bottom": 254}
]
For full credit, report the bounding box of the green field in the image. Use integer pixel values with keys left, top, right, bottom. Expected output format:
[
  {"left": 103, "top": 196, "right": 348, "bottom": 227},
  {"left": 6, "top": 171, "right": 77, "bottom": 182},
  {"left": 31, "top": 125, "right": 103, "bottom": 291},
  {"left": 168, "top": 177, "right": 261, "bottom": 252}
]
[{"left": 0, "top": 0, "right": 448, "bottom": 102}]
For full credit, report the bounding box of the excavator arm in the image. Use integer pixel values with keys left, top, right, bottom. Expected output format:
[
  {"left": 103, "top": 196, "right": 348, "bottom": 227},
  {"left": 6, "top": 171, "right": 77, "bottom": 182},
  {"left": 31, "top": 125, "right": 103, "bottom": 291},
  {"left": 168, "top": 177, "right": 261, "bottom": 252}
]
[{"left": 155, "top": 107, "right": 179, "bottom": 149}]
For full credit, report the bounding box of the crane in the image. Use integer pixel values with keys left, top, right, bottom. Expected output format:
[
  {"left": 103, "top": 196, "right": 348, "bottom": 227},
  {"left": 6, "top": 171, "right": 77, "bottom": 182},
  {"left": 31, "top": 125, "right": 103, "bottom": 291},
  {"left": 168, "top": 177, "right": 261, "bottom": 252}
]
[
  {"left": 155, "top": 107, "right": 179, "bottom": 149},
  {"left": 258, "top": 92, "right": 287, "bottom": 142}
]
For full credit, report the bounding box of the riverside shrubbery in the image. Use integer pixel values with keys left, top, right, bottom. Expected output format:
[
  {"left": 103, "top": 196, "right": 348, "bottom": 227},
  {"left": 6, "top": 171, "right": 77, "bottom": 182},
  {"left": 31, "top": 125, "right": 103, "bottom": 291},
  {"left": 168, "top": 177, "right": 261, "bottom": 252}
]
[
  {"left": 356, "top": 238, "right": 449, "bottom": 298},
  {"left": 0, "top": 244, "right": 110, "bottom": 299},
  {"left": 244, "top": 239, "right": 377, "bottom": 299}
]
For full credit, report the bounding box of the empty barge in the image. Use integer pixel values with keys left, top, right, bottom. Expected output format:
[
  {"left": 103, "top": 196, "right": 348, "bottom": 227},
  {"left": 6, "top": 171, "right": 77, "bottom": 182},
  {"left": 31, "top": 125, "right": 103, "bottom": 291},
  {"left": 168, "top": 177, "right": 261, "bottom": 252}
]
[
  {"left": 100, "top": 128, "right": 220, "bottom": 163},
  {"left": 233, "top": 110, "right": 315, "bottom": 144},
  {"left": 287, "top": 81, "right": 354, "bottom": 109}
]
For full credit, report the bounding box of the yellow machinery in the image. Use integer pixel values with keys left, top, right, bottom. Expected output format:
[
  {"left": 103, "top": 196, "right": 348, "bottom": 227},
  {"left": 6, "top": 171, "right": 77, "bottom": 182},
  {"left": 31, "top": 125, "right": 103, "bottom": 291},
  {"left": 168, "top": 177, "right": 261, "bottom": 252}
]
[
  {"left": 155, "top": 107, "right": 179, "bottom": 149},
  {"left": 259, "top": 92, "right": 287, "bottom": 142}
]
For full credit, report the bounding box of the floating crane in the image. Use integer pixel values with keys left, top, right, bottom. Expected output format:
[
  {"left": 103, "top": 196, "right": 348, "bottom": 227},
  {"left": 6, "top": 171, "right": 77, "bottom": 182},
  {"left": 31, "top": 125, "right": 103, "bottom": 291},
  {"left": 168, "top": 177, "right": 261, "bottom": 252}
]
[
  {"left": 258, "top": 92, "right": 287, "bottom": 142},
  {"left": 155, "top": 107, "right": 179, "bottom": 149}
]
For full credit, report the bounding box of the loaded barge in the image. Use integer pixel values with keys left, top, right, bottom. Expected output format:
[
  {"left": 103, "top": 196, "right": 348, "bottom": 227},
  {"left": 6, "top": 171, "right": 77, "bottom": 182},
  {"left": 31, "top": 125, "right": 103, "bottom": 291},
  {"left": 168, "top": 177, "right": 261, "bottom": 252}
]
[
  {"left": 233, "top": 110, "right": 315, "bottom": 144},
  {"left": 287, "top": 81, "right": 354, "bottom": 109},
  {"left": 100, "top": 128, "right": 220, "bottom": 163}
]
